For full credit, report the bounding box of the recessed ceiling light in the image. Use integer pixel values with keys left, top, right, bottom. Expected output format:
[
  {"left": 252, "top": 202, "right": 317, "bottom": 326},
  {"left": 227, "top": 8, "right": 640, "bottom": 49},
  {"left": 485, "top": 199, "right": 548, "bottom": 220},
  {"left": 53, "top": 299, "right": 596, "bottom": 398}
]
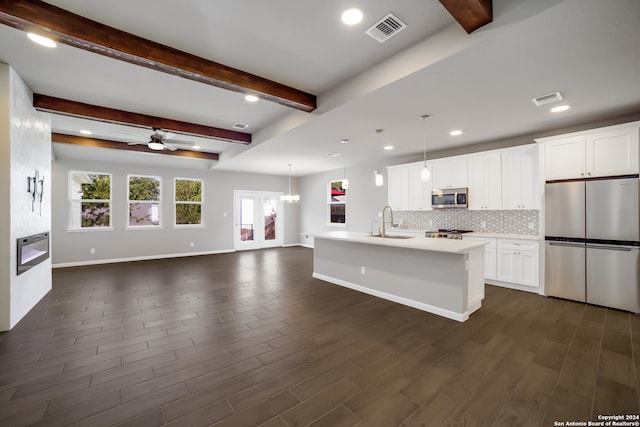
[
  {"left": 550, "top": 105, "right": 570, "bottom": 113},
  {"left": 27, "top": 32, "right": 57, "bottom": 48},
  {"left": 341, "top": 8, "right": 363, "bottom": 26},
  {"left": 383, "top": 145, "right": 394, "bottom": 150},
  {"left": 328, "top": 152, "right": 341, "bottom": 157},
  {"left": 79, "top": 129, "right": 92, "bottom": 135},
  {"left": 449, "top": 130, "right": 463, "bottom": 136},
  {"left": 244, "top": 94, "right": 259, "bottom": 102}
]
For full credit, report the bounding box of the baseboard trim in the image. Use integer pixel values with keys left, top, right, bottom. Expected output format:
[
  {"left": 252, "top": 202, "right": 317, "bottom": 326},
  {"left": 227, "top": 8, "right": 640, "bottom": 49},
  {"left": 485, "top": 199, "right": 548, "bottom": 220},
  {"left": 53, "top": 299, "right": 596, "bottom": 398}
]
[
  {"left": 312, "top": 272, "right": 471, "bottom": 322},
  {"left": 52, "top": 249, "right": 236, "bottom": 269}
]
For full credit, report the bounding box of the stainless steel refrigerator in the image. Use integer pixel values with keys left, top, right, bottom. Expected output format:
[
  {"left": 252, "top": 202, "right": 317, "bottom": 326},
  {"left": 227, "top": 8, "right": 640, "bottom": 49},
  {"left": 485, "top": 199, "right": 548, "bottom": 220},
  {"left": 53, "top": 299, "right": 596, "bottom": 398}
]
[{"left": 545, "top": 176, "right": 640, "bottom": 313}]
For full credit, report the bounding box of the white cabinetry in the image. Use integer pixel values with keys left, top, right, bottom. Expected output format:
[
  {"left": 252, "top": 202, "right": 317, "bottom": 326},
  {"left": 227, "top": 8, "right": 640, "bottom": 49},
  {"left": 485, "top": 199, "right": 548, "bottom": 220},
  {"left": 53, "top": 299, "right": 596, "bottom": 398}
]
[
  {"left": 408, "top": 162, "right": 432, "bottom": 210},
  {"left": 432, "top": 157, "right": 468, "bottom": 189},
  {"left": 387, "top": 162, "right": 432, "bottom": 211},
  {"left": 541, "top": 124, "right": 639, "bottom": 180},
  {"left": 387, "top": 165, "right": 409, "bottom": 210},
  {"left": 501, "top": 145, "right": 539, "bottom": 210},
  {"left": 462, "top": 236, "right": 497, "bottom": 280},
  {"left": 496, "top": 239, "right": 539, "bottom": 288},
  {"left": 467, "top": 152, "right": 502, "bottom": 210}
]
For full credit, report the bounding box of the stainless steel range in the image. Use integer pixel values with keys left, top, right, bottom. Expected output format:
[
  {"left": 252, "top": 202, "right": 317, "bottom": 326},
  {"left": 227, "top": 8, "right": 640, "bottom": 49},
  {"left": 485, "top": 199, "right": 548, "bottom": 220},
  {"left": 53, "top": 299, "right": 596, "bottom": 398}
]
[{"left": 425, "top": 229, "right": 473, "bottom": 240}]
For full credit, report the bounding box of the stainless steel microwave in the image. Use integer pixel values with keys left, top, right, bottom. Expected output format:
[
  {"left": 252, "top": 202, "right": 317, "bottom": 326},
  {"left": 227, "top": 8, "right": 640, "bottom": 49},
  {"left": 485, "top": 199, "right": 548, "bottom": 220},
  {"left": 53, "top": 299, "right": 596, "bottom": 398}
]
[{"left": 431, "top": 188, "right": 468, "bottom": 208}]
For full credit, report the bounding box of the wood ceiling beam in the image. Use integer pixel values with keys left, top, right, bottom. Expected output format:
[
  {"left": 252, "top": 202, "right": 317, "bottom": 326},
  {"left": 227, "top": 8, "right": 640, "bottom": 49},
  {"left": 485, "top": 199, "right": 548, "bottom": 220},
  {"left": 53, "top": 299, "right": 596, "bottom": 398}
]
[
  {"left": 53, "top": 133, "right": 220, "bottom": 162},
  {"left": 439, "top": 0, "right": 492, "bottom": 34},
  {"left": 34, "top": 94, "right": 251, "bottom": 145},
  {"left": 0, "top": 0, "right": 317, "bottom": 112}
]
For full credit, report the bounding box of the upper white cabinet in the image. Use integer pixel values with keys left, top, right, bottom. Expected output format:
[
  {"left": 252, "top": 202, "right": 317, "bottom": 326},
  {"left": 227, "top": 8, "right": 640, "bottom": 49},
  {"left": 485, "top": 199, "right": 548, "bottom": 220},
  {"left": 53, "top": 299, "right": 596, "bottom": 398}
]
[
  {"left": 541, "top": 123, "right": 639, "bottom": 180},
  {"left": 387, "top": 162, "right": 432, "bottom": 211},
  {"left": 467, "top": 152, "right": 502, "bottom": 210},
  {"left": 501, "top": 144, "right": 539, "bottom": 210},
  {"left": 408, "top": 162, "right": 432, "bottom": 210},
  {"left": 387, "top": 165, "right": 409, "bottom": 210},
  {"left": 431, "top": 157, "right": 468, "bottom": 189}
]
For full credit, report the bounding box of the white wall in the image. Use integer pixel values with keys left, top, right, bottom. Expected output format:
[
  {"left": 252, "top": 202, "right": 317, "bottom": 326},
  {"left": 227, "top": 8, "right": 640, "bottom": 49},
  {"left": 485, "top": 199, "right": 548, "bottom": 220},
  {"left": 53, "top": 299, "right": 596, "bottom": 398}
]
[
  {"left": 52, "top": 158, "right": 299, "bottom": 265},
  {"left": 298, "top": 160, "right": 391, "bottom": 246},
  {"left": 0, "top": 64, "right": 52, "bottom": 330}
]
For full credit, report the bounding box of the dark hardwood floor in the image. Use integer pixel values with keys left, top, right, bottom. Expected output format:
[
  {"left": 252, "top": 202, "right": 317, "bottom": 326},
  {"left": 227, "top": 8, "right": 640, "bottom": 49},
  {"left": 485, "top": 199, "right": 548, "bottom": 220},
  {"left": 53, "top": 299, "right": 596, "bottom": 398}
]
[{"left": 0, "top": 247, "right": 638, "bottom": 426}]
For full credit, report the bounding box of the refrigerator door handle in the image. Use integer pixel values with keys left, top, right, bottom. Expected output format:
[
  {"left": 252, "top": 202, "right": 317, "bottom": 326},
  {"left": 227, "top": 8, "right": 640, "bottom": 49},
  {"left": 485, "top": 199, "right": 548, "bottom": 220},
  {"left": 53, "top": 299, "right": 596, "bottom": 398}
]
[{"left": 586, "top": 244, "right": 636, "bottom": 251}]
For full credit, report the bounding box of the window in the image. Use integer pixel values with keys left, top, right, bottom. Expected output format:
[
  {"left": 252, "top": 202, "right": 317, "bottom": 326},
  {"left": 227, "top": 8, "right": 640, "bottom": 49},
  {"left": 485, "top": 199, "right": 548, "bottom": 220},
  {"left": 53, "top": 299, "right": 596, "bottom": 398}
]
[
  {"left": 174, "top": 178, "right": 203, "bottom": 226},
  {"left": 69, "top": 171, "right": 112, "bottom": 230},
  {"left": 328, "top": 180, "right": 347, "bottom": 225},
  {"left": 128, "top": 175, "right": 161, "bottom": 227}
]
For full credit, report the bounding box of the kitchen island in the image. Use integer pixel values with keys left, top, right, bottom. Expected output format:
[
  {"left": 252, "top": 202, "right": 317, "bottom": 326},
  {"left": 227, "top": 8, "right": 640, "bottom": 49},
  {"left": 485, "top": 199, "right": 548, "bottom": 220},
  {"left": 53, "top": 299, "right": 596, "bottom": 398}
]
[{"left": 312, "top": 231, "right": 487, "bottom": 322}]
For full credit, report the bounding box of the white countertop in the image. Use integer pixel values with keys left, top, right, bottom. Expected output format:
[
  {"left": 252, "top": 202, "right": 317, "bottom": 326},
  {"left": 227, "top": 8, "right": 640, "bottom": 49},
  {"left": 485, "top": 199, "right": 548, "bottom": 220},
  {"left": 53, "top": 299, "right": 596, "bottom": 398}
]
[
  {"left": 313, "top": 231, "right": 487, "bottom": 254},
  {"left": 465, "top": 232, "right": 541, "bottom": 241},
  {"left": 389, "top": 229, "right": 541, "bottom": 241}
]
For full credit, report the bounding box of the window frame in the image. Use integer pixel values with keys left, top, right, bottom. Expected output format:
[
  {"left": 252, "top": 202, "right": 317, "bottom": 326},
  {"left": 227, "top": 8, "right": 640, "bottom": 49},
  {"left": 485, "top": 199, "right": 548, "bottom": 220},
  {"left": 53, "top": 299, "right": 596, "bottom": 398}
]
[
  {"left": 327, "top": 179, "right": 347, "bottom": 227},
  {"left": 173, "top": 177, "right": 204, "bottom": 228},
  {"left": 68, "top": 171, "right": 113, "bottom": 232},
  {"left": 126, "top": 174, "right": 162, "bottom": 230}
]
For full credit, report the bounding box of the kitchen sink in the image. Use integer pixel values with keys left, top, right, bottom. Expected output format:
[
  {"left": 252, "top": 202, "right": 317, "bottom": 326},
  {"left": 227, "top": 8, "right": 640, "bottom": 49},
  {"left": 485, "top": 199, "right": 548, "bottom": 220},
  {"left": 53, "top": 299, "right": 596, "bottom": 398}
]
[{"left": 367, "top": 234, "right": 414, "bottom": 239}]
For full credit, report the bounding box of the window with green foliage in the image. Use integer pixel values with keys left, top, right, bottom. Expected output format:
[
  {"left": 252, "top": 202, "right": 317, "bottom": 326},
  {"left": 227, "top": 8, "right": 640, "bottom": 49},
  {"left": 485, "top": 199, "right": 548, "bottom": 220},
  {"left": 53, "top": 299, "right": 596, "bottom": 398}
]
[
  {"left": 128, "top": 175, "right": 161, "bottom": 227},
  {"left": 174, "top": 178, "right": 203, "bottom": 226},
  {"left": 69, "top": 172, "right": 112, "bottom": 229}
]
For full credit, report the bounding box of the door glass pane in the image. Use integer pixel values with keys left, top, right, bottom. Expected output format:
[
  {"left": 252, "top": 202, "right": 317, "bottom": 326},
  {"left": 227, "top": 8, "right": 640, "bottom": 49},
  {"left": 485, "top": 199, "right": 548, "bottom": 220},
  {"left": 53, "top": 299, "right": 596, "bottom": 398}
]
[
  {"left": 240, "top": 198, "right": 254, "bottom": 241},
  {"left": 264, "top": 197, "right": 277, "bottom": 240}
]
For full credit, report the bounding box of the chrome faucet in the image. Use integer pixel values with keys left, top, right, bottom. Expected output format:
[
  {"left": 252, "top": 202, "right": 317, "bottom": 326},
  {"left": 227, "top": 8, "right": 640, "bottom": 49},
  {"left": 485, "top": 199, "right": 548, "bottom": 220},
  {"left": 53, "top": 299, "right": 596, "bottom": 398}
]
[{"left": 381, "top": 205, "right": 394, "bottom": 237}]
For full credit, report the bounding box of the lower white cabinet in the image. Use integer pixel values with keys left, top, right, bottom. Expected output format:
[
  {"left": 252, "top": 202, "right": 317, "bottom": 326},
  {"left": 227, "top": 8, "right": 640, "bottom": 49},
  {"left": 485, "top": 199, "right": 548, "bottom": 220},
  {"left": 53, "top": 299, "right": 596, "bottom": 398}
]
[
  {"left": 496, "top": 239, "right": 539, "bottom": 288},
  {"left": 464, "top": 236, "right": 540, "bottom": 290},
  {"left": 462, "top": 236, "right": 496, "bottom": 280}
]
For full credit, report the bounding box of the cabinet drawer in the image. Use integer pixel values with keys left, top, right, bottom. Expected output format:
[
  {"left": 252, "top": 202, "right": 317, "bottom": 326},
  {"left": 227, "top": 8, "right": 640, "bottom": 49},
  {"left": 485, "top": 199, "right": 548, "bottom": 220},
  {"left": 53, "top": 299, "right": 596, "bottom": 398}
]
[{"left": 497, "top": 239, "right": 538, "bottom": 251}]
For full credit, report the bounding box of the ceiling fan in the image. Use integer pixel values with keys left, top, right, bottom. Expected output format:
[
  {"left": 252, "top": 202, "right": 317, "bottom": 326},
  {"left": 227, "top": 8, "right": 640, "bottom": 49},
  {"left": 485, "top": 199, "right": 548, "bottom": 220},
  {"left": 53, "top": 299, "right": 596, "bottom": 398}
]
[{"left": 117, "top": 128, "right": 194, "bottom": 151}]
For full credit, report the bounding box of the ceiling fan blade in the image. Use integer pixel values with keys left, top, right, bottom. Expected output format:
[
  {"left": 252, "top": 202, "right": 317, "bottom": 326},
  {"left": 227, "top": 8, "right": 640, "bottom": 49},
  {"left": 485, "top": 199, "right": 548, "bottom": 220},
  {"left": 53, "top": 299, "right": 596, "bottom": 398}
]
[
  {"left": 163, "top": 142, "right": 178, "bottom": 151},
  {"left": 126, "top": 141, "right": 148, "bottom": 146},
  {"left": 114, "top": 128, "right": 148, "bottom": 140}
]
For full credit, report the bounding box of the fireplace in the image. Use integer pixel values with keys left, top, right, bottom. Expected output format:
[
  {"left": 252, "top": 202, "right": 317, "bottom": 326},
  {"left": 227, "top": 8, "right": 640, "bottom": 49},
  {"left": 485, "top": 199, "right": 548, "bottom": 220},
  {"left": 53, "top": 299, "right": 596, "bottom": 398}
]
[{"left": 17, "top": 232, "right": 49, "bottom": 275}]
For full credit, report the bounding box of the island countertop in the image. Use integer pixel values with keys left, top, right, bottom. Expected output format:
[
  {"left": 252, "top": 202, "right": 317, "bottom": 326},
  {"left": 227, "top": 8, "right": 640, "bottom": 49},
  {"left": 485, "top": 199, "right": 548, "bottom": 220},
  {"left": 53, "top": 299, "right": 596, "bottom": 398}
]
[{"left": 313, "top": 231, "right": 487, "bottom": 254}]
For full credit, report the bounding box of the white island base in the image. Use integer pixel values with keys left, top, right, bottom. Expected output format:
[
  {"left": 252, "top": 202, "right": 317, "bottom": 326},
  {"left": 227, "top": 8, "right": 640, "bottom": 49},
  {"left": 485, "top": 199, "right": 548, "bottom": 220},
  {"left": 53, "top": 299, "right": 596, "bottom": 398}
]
[{"left": 312, "top": 232, "right": 486, "bottom": 322}]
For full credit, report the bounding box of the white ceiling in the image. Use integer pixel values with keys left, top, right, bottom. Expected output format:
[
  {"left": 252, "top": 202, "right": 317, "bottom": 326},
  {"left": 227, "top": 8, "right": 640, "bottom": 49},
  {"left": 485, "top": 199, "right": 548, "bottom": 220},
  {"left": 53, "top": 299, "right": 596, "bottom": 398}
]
[{"left": 1, "top": 0, "right": 639, "bottom": 175}]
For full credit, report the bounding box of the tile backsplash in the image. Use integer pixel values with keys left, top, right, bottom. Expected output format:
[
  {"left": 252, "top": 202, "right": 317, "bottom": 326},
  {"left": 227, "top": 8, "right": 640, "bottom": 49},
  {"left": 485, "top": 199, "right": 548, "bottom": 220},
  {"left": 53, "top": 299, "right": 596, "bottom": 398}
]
[{"left": 393, "top": 210, "right": 540, "bottom": 235}]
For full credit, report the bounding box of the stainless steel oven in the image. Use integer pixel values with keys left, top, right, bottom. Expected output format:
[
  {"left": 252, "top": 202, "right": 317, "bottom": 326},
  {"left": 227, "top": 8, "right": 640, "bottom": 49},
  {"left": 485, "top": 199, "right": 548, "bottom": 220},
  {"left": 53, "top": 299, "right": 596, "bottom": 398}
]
[{"left": 431, "top": 188, "right": 468, "bottom": 208}]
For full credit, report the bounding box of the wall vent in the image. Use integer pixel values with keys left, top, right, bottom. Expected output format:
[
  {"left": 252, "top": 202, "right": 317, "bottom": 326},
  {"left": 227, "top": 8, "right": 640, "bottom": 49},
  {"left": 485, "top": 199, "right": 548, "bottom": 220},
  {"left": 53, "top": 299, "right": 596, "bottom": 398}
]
[
  {"left": 532, "top": 91, "right": 563, "bottom": 106},
  {"left": 232, "top": 122, "right": 249, "bottom": 130},
  {"left": 366, "top": 13, "right": 407, "bottom": 43}
]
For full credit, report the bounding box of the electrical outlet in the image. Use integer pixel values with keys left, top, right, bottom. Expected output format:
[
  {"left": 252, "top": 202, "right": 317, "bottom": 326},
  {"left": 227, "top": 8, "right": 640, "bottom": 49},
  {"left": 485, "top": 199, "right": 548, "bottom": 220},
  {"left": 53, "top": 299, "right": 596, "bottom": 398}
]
[
  {"left": 377, "top": 212, "right": 382, "bottom": 218},
  {"left": 361, "top": 266, "right": 366, "bottom": 275},
  {"left": 223, "top": 212, "right": 227, "bottom": 218},
  {"left": 190, "top": 241, "right": 194, "bottom": 247},
  {"left": 429, "top": 220, "right": 433, "bottom": 227},
  {"left": 528, "top": 222, "right": 535, "bottom": 230},
  {"left": 481, "top": 221, "right": 487, "bottom": 230},
  {"left": 90, "top": 248, "right": 95, "bottom": 254}
]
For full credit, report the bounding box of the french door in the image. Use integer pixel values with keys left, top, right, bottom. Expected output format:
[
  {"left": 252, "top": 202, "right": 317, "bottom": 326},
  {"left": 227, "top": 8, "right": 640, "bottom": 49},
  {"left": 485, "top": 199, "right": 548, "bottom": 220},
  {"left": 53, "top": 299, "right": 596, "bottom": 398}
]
[{"left": 234, "top": 191, "right": 283, "bottom": 251}]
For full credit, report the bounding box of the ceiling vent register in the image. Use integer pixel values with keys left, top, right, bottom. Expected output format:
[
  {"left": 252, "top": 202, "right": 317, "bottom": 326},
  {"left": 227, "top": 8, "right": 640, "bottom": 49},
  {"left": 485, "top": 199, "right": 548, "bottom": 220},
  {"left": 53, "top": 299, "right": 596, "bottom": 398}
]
[
  {"left": 532, "top": 91, "right": 563, "bottom": 106},
  {"left": 366, "top": 13, "right": 407, "bottom": 43}
]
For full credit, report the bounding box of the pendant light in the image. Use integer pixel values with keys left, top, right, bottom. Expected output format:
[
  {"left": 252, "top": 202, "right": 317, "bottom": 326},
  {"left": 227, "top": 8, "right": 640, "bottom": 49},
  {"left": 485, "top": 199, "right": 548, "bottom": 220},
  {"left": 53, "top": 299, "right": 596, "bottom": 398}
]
[
  {"left": 281, "top": 164, "right": 300, "bottom": 203},
  {"left": 420, "top": 115, "right": 431, "bottom": 182},
  {"left": 342, "top": 165, "right": 349, "bottom": 189},
  {"left": 375, "top": 129, "right": 384, "bottom": 186}
]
